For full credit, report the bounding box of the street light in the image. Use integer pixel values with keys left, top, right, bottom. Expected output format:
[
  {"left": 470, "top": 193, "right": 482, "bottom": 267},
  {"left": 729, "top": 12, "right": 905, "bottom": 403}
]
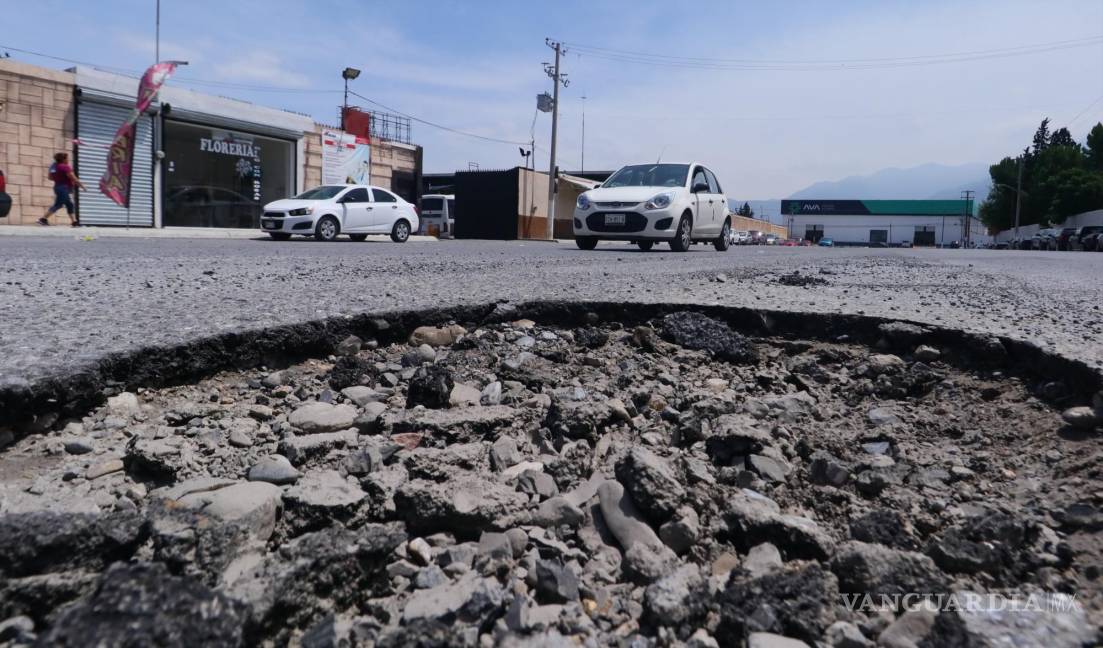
[{"left": 341, "top": 67, "right": 361, "bottom": 131}]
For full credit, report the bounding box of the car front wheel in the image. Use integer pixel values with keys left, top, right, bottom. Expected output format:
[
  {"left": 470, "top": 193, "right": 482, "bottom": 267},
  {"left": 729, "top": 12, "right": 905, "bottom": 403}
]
[
  {"left": 669, "top": 216, "right": 692, "bottom": 252},
  {"left": 575, "top": 236, "right": 598, "bottom": 250},
  {"left": 314, "top": 216, "right": 340, "bottom": 242},
  {"left": 391, "top": 219, "right": 411, "bottom": 243},
  {"left": 714, "top": 221, "right": 731, "bottom": 251}
]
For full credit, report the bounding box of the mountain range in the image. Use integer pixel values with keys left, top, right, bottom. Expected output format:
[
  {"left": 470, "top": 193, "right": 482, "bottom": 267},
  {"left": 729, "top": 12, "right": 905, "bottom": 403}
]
[{"left": 730, "top": 162, "right": 992, "bottom": 224}]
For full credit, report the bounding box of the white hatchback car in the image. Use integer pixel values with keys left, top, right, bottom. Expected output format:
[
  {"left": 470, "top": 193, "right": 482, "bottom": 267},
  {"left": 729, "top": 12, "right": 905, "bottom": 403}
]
[
  {"left": 573, "top": 163, "right": 730, "bottom": 252},
  {"left": 260, "top": 184, "right": 419, "bottom": 242}
]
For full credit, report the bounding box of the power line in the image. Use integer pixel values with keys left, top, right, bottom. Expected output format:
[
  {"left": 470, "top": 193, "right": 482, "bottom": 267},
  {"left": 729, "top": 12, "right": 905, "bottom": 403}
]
[
  {"left": 348, "top": 90, "right": 528, "bottom": 146},
  {"left": 1066, "top": 93, "right": 1103, "bottom": 128},
  {"left": 562, "top": 35, "right": 1103, "bottom": 71}
]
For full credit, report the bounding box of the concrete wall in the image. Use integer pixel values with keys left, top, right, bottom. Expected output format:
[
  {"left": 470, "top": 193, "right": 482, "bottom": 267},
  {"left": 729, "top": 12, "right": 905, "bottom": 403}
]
[
  {"left": 0, "top": 60, "right": 76, "bottom": 224},
  {"left": 791, "top": 214, "right": 989, "bottom": 246},
  {"left": 730, "top": 215, "right": 787, "bottom": 238}
]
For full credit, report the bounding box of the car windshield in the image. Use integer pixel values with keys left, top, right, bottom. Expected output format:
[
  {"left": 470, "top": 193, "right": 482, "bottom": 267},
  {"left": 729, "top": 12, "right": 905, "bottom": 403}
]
[
  {"left": 603, "top": 164, "right": 689, "bottom": 188},
  {"left": 293, "top": 186, "right": 347, "bottom": 200}
]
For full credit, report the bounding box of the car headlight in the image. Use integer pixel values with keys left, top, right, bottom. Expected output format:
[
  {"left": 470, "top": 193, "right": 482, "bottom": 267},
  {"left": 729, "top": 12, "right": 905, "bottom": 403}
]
[
  {"left": 576, "top": 194, "right": 592, "bottom": 211},
  {"left": 288, "top": 207, "right": 314, "bottom": 216},
  {"left": 645, "top": 192, "right": 674, "bottom": 210}
]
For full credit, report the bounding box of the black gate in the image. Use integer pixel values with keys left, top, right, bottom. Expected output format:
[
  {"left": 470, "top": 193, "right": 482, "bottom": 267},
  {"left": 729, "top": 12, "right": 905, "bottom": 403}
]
[{"left": 454, "top": 168, "right": 520, "bottom": 240}]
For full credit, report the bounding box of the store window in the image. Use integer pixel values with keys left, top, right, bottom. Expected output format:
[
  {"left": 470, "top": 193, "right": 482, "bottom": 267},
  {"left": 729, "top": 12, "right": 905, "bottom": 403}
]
[{"left": 163, "top": 121, "right": 294, "bottom": 228}]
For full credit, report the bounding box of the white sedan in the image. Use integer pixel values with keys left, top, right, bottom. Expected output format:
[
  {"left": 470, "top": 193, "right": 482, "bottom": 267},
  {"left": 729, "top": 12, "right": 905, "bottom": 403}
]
[
  {"left": 260, "top": 184, "right": 419, "bottom": 242},
  {"left": 572, "top": 163, "right": 731, "bottom": 252}
]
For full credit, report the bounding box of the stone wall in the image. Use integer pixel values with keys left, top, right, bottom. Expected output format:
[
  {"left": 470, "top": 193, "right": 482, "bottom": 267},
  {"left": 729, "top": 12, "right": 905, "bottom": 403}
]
[{"left": 0, "top": 60, "right": 76, "bottom": 225}]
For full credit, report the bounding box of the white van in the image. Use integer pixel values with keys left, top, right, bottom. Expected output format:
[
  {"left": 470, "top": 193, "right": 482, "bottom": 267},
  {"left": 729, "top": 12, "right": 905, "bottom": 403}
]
[{"left": 420, "top": 194, "right": 455, "bottom": 238}]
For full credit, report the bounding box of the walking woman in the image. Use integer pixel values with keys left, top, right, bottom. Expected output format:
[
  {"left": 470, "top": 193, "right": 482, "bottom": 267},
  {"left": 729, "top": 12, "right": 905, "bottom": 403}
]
[{"left": 39, "top": 152, "right": 85, "bottom": 227}]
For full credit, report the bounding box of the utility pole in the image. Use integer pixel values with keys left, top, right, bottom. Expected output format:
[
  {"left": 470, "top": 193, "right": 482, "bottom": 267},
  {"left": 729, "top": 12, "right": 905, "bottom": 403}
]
[
  {"left": 544, "top": 39, "right": 568, "bottom": 240},
  {"left": 580, "top": 95, "right": 586, "bottom": 175},
  {"left": 1013, "top": 157, "right": 1023, "bottom": 241},
  {"left": 960, "top": 190, "right": 974, "bottom": 247},
  {"left": 155, "top": 0, "right": 160, "bottom": 62}
]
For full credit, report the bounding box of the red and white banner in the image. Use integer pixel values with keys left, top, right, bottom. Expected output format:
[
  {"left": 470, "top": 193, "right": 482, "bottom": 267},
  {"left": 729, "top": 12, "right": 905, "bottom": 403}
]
[{"left": 99, "top": 61, "right": 180, "bottom": 208}]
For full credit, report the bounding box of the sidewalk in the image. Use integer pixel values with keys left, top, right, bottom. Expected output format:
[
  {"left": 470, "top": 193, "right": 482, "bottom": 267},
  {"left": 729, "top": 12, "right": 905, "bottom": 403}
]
[{"left": 0, "top": 224, "right": 437, "bottom": 241}]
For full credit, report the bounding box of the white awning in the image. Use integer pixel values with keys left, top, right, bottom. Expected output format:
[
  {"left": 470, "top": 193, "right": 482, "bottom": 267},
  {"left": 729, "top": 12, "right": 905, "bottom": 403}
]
[{"left": 558, "top": 174, "right": 600, "bottom": 190}]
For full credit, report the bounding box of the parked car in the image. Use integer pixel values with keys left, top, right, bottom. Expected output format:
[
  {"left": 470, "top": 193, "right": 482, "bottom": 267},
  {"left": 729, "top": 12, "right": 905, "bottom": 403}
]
[
  {"left": 818, "top": 237, "right": 834, "bottom": 247},
  {"left": 1030, "top": 229, "right": 1057, "bottom": 250},
  {"left": 1069, "top": 225, "right": 1103, "bottom": 251},
  {"left": 1083, "top": 231, "right": 1103, "bottom": 252},
  {"left": 747, "top": 230, "right": 765, "bottom": 244},
  {"left": 730, "top": 230, "right": 751, "bottom": 245},
  {"left": 800, "top": 239, "right": 814, "bottom": 246},
  {"left": 780, "top": 238, "right": 799, "bottom": 247},
  {"left": 1053, "top": 227, "right": 1078, "bottom": 251},
  {"left": 420, "top": 193, "right": 455, "bottom": 238},
  {"left": 764, "top": 234, "right": 779, "bottom": 245},
  {"left": 0, "top": 169, "right": 10, "bottom": 219},
  {"left": 260, "top": 184, "right": 419, "bottom": 242},
  {"left": 573, "top": 163, "right": 731, "bottom": 252}
]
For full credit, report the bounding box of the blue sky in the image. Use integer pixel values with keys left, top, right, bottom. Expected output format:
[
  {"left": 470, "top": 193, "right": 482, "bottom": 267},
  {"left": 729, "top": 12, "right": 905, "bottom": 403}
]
[{"left": 3, "top": 0, "right": 1102, "bottom": 199}]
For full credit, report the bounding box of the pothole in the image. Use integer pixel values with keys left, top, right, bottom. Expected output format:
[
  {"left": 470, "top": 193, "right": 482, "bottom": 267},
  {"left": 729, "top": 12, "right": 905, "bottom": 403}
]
[{"left": 0, "top": 306, "right": 1100, "bottom": 647}]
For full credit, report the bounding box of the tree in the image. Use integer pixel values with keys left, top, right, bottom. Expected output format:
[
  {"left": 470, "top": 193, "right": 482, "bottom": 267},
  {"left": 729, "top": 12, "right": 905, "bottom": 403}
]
[
  {"left": 1045, "top": 167, "right": 1103, "bottom": 221},
  {"left": 736, "top": 202, "right": 754, "bottom": 218},
  {"left": 1032, "top": 117, "right": 1051, "bottom": 153},
  {"left": 1050, "top": 127, "right": 1077, "bottom": 149},
  {"left": 1087, "top": 122, "right": 1103, "bottom": 170}
]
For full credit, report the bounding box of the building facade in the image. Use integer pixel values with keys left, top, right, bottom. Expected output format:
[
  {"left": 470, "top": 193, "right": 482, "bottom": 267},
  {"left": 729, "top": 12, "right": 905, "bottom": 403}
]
[
  {"left": 0, "top": 60, "right": 76, "bottom": 225},
  {"left": 0, "top": 59, "right": 419, "bottom": 228},
  {"left": 780, "top": 199, "right": 989, "bottom": 246}
]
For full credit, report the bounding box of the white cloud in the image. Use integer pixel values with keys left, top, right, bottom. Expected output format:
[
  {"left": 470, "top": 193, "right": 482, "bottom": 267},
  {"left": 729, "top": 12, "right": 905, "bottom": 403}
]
[{"left": 212, "top": 50, "right": 312, "bottom": 88}]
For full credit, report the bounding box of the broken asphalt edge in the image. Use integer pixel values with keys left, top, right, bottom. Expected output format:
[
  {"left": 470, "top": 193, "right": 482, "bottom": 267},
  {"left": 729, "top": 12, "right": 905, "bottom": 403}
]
[{"left": 2, "top": 300, "right": 1099, "bottom": 439}]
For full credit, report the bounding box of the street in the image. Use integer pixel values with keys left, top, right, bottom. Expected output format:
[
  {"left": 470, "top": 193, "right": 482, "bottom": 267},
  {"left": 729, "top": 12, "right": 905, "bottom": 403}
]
[{"left": 1, "top": 235, "right": 1101, "bottom": 389}]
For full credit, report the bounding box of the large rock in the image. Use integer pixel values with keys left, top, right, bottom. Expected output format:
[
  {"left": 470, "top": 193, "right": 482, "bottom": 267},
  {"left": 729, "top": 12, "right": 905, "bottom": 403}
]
[
  {"left": 176, "top": 481, "right": 283, "bottom": 541},
  {"left": 597, "top": 480, "right": 678, "bottom": 583},
  {"left": 716, "top": 564, "right": 839, "bottom": 645},
  {"left": 644, "top": 564, "right": 706, "bottom": 627},
  {"left": 723, "top": 489, "right": 835, "bottom": 561},
  {"left": 659, "top": 311, "right": 757, "bottom": 363},
  {"left": 223, "top": 524, "right": 404, "bottom": 644},
  {"left": 544, "top": 399, "right": 616, "bottom": 443},
  {"left": 614, "top": 447, "right": 686, "bottom": 525},
  {"left": 125, "top": 438, "right": 191, "bottom": 481},
  {"left": 705, "top": 415, "right": 772, "bottom": 464},
  {"left": 0, "top": 511, "right": 145, "bottom": 578},
  {"left": 247, "top": 455, "right": 302, "bottom": 485},
  {"left": 38, "top": 562, "right": 247, "bottom": 648},
  {"left": 409, "top": 324, "right": 466, "bottom": 347},
  {"left": 406, "top": 365, "right": 454, "bottom": 409},
  {"left": 401, "top": 572, "right": 505, "bottom": 625},
  {"left": 395, "top": 477, "right": 528, "bottom": 535},
  {"left": 928, "top": 591, "right": 1096, "bottom": 647},
  {"left": 533, "top": 559, "right": 580, "bottom": 603},
  {"left": 390, "top": 406, "right": 521, "bottom": 444},
  {"left": 288, "top": 402, "right": 358, "bottom": 434},
  {"left": 278, "top": 429, "right": 358, "bottom": 466},
  {"left": 282, "top": 470, "right": 367, "bottom": 533},
  {"left": 829, "top": 541, "right": 947, "bottom": 598}
]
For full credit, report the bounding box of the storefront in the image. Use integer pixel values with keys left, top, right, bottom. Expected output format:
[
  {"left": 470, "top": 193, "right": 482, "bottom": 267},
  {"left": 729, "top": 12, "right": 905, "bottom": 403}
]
[
  {"left": 161, "top": 121, "right": 295, "bottom": 228},
  {"left": 73, "top": 66, "right": 314, "bottom": 229}
]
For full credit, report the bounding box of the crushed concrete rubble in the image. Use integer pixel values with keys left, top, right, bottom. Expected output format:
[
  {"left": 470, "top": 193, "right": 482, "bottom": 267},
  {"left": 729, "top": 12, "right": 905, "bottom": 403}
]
[{"left": 0, "top": 311, "right": 1100, "bottom": 646}]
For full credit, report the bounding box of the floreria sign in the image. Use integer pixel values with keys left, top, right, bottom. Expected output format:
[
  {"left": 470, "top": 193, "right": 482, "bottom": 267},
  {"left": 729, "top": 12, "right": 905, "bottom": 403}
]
[{"left": 200, "top": 138, "right": 258, "bottom": 158}]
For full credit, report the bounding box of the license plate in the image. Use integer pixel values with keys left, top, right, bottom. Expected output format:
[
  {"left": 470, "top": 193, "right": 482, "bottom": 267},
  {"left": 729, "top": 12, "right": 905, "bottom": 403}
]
[
  {"left": 604, "top": 213, "right": 626, "bottom": 226},
  {"left": 262, "top": 221, "right": 278, "bottom": 229}
]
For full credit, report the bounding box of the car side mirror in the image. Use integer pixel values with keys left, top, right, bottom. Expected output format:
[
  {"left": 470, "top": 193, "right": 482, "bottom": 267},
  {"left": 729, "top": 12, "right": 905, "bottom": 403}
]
[{"left": 692, "top": 182, "right": 709, "bottom": 193}]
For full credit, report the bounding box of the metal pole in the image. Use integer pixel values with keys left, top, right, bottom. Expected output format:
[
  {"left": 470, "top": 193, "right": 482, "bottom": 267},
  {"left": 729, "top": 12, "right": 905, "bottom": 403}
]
[
  {"left": 155, "top": 0, "right": 160, "bottom": 62},
  {"left": 342, "top": 77, "right": 348, "bottom": 131},
  {"left": 580, "top": 95, "right": 586, "bottom": 175},
  {"left": 546, "top": 40, "right": 562, "bottom": 241},
  {"left": 1013, "top": 157, "right": 1023, "bottom": 240}
]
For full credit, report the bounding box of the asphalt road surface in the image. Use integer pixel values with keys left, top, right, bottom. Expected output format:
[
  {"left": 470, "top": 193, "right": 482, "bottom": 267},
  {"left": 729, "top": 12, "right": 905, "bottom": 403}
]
[{"left": 1, "top": 236, "right": 1101, "bottom": 388}]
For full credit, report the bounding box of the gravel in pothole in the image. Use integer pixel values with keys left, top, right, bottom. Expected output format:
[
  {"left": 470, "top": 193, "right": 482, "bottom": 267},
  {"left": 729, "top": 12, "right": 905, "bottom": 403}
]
[{"left": 0, "top": 311, "right": 1101, "bottom": 647}]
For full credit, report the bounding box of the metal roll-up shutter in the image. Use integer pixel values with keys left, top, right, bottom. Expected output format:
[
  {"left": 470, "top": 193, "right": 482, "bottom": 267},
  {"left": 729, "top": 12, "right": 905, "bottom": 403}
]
[{"left": 76, "top": 101, "right": 154, "bottom": 227}]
